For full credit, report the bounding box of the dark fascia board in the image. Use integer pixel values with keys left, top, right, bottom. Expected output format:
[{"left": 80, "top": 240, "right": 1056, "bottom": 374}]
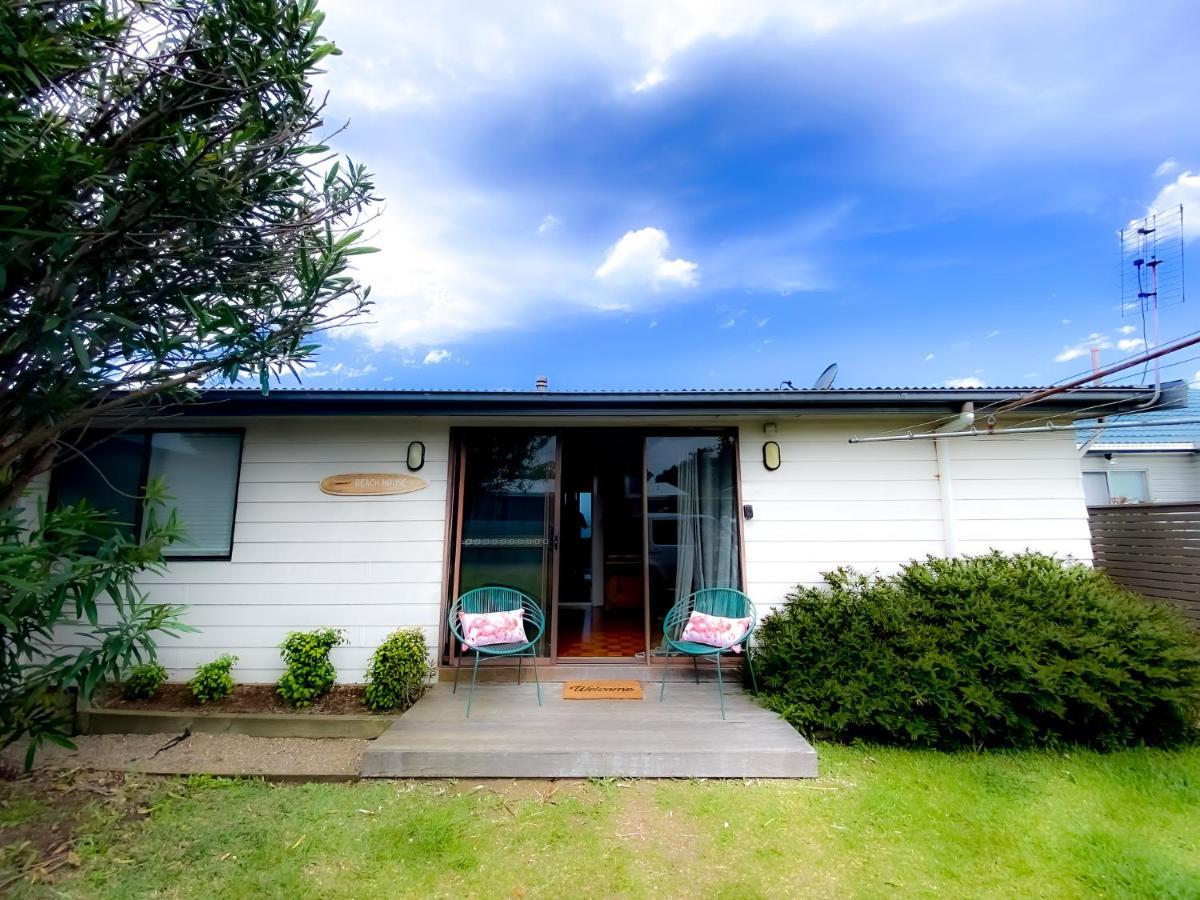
[{"left": 162, "top": 381, "right": 1187, "bottom": 418}]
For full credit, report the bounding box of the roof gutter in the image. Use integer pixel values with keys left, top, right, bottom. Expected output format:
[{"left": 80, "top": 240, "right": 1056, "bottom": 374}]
[{"left": 166, "top": 384, "right": 1176, "bottom": 419}]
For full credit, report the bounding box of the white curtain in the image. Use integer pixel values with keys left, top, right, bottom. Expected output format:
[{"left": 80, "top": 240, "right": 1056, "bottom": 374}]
[{"left": 672, "top": 445, "right": 739, "bottom": 603}]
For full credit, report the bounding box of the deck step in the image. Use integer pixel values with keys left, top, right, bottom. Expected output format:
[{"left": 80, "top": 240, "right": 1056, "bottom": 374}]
[
  {"left": 437, "top": 662, "right": 733, "bottom": 684},
  {"left": 361, "top": 683, "right": 817, "bottom": 779}
]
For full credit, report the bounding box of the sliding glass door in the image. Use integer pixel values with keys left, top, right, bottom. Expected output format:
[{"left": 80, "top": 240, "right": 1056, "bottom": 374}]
[
  {"left": 645, "top": 435, "right": 742, "bottom": 649},
  {"left": 448, "top": 428, "right": 741, "bottom": 662},
  {"left": 455, "top": 432, "right": 558, "bottom": 655}
]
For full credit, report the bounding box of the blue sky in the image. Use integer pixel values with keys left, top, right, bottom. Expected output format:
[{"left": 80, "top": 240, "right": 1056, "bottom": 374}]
[{"left": 296, "top": 0, "right": 1200, "bottom": 392}]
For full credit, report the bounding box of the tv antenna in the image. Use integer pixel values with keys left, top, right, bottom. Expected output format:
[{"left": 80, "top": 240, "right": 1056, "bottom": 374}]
[
  {"left": 1120, "top": 205, "right": 1185, "bottom": 384},
  {"left": 813, "top": 363, "right": 838, "bottom": 389}
]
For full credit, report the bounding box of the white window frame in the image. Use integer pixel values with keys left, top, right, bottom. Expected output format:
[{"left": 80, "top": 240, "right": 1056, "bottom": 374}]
[{"left": 1085, "top": 468, "right": 1152, "bottom": 506}]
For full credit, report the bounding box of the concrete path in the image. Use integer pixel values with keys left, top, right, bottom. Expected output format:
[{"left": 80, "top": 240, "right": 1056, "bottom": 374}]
[
  {"left": 361, "top": 682, "right": 817, "bottom": 778},
  {"left": 3, "top": 733, "right": 366, "bottom": 780}
]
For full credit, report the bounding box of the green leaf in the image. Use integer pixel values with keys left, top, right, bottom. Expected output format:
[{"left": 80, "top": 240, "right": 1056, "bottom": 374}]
[{"left": 69, "top": 333, "right": 91, "bottom": 369}]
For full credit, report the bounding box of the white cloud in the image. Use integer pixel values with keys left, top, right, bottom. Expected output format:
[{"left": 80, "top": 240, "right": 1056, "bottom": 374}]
[
  {"left": 329, "top": 77, "right": 435, "bottom": 112},
  {"left": 1117, "top": 324, "right": 1137, "bottom": 335},
  {"left": 719, "top": 318, "right": 736, "bottom": 328},
  {"left": 632, "top": 67, "right": 667, "bottom": 92},
  {"left": 1055, "top": 332, "right": 1111, "bottom": 363},
  {"left": 984, "top": 329, "right": 1000, "bottom": 339},
  {"left": 335, "top": 198, "right": 711, "bottom": 350},
  {"left": 1061, "top": 319, "right": 1071, "bottom": 325},
  {"left": 306, "top": 2, "right": 1200, "bottom": 353},
  {"left": 1054, "top": 346, "right": 1089, "bottom": 362},
  {"left": 302, "top": 361, "right": 375, "bottom": 379},
  {"left": 595, "top": 227, "right": 698, "bottom": 289},
  {"left": 320, "top": 1, "right": 971, "bottom": 108},
  {"left": 945, "top": 376, "right": 985, "bottom": 388},
  {"left": 537, "top": 214, "right": 560, "bottom": 235},
  {"left": 423, "top": 349, "right": 451, "bottom": 365},
  {"left": 1155, "top": 158, "right": 1179, "bottom": 178},
  {"left": 1147, "top": 171, "right": 1200, "bottom": 241},
  {"left": 923, "top": 352, "right": 935, "bottom": 362},
  {"left": 1116, "top": 337, "right": 1146, "bottom": 352}
]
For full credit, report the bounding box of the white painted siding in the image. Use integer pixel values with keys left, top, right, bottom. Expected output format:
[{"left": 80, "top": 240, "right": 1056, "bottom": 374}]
[
  {"left": 739, "top": 419, "right": 1093, "bottom": 611},
  {"left": 121, "top": 418, "right": 449, "bottom": 682},
  {"left": 1080, "top": 452, "right": 1200, "bottom": 502},
  {"left": 35, "top": 412, "right": 1098, "bottom": 683}
]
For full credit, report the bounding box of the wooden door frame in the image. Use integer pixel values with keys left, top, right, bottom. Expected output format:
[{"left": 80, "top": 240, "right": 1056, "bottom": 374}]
[
  {"left": 641, "top": 434, "right": 652, "bottom": 661},
  {"left": 547, "top": 436, "right": 564, "bottom": 664},
  {"left": 442, "top": 425, "right": 744, "bottom": 667},
  {"left": 441, "top": 427, "right": 562, "bottom": 667}
]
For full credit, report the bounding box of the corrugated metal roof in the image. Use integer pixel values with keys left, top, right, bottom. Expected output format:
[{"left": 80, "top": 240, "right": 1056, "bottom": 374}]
[
  {"left": 168, "top": 381, "right": 1181, "bottom": 419},
  {"left": 1077, "top": 387, "right": 1200, "bottom": 447},
  {"left": 223, "top": 383, "right": 1152, "bottom": 395}
]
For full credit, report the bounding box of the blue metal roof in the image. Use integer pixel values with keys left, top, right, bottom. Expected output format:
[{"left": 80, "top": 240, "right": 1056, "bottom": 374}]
[{"left": 1077, "top": 387, "right": 1200, "bottom": 446}]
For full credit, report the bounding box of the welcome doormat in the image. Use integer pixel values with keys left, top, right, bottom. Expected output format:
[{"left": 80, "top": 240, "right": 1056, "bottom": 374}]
[{"left": 562, "top": 680, "right": 644, "bottom": 700}]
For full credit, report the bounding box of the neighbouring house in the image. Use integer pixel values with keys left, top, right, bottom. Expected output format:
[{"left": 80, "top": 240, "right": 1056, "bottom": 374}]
[
  {"left": 32, "top": 381, "right": 1183, "bottom": 681},
  {"left": 1078, "top": 388, "right": 1200, "bottom": 505}
]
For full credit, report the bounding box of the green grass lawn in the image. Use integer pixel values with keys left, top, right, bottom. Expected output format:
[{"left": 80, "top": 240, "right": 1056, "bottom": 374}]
[{"left": 2, "top": 744, "right": 1198, "bottom": 898}]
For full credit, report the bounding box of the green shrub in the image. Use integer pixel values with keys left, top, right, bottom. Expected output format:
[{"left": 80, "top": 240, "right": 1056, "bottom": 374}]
[
  {"left": 364, "top": 628, "right": 431, "bottom": 711},
  {"left": 753, "top": 552, "right": 1200, "bottom": 750},
  {"left": 277, "top": 628, "right": 345, "bottom": 707},
  {"left": 122, "top": 662, "right": 168, "bottom": 700},
  {"left": 188, "top": 654, "right": 237, "bottom": 705}
]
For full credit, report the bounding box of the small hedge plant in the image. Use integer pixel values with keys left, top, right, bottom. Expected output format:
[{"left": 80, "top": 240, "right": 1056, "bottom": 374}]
[
  {"left": 122, "top": 662, "right": 168, "bottom": 700},
  {"left": 364, "top": 628, "right": 431, "bottom": 712},
  {"left": 277, "top": 628, "right": 345, "bottom": 707},
  {"left": 188, "top": 654, "right": 237, "bottom": 704},
  {"left": 753, "top": 552, "right": 1200, "bottom": 750}
]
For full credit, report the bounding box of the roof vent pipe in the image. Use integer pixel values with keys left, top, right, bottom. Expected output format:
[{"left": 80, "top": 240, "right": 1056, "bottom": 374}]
[{"left": 535, "top": 376, "right": 548, "bottom": 392}]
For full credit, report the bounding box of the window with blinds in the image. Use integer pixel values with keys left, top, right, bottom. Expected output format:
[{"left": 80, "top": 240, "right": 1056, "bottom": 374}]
[
  {"left": 144, "top": 432, "right": 242, "bottom": 557},
  {"left": 51, "top": 430, "right": 243, "bottom": 559}
]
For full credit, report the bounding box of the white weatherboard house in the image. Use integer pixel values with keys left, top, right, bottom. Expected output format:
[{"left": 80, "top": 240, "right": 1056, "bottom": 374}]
[
  {"left": 43, "top": 382, "right": 1181, "bottom": 682},
  {"left": 1078, "top": 388, "right": 1200, "bottom": 505}
]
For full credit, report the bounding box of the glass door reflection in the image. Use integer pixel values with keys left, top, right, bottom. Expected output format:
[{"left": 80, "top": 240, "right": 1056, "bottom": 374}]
[{"left": 456, "top": 432, "right": 558, "bottom": 655}]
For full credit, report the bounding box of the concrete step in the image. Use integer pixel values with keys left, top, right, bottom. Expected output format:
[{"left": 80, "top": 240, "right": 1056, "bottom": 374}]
[{"left": 362, "top": 683, "right": 816, "bottom": 779}]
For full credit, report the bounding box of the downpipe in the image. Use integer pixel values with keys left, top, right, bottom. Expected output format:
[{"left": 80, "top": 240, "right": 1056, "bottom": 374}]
[{"left": 936, "top": 402, "right": 974, "bottom": 557}]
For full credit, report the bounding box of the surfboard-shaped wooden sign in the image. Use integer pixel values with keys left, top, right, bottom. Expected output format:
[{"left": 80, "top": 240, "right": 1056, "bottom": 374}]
[{"left": 319, "top": 473, "right": 428, "bottom": 496}]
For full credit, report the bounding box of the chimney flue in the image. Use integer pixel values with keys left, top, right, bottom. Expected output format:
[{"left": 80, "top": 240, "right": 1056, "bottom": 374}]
[{"left": 535, "top": 375, "right": 548, "bottom": 392}]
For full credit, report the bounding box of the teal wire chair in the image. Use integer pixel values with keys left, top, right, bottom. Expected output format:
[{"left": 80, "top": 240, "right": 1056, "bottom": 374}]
[
  {"left": 449, "top": 586, "right": 545, "bottom": 718},
  {"left": 659, "top": 587, "right": 758, "bottom": 719}
]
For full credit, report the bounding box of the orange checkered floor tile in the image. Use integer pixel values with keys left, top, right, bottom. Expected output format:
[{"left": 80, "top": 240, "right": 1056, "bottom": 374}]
[{"left": 557, "top": 610, "right": 644, "bottom": 658}]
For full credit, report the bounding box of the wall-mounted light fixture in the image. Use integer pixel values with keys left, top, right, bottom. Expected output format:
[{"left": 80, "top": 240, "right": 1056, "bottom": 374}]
[
  {"left": 407, "top": 441, "right": 426, "bottom": 472},
  {"left": 763, "top": 441, "right": 781, "bottom": 471}
]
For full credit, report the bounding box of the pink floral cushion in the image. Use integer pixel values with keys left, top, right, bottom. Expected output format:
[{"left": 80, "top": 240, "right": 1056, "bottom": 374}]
[
  {"left": 679, "top": 610, "right": 752, "bottom": 653},
  {"left": 458, "top": 609, "right": 526, "bottom": 650}
]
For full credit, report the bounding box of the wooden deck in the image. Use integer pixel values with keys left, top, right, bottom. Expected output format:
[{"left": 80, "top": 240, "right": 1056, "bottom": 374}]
[{"left": 361, "top": 682, "right": 817, "bottom": 778}]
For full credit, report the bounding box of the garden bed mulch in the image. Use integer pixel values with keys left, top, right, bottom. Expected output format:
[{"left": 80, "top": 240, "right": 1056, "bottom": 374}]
[{"left": 96, "top": 683, "right": 385, "bottom": 716}]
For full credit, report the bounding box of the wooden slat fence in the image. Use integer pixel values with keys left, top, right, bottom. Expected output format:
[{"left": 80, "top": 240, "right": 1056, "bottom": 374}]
[{"left": 1088, "top": 502, "right": 1200, "bottom": 626}]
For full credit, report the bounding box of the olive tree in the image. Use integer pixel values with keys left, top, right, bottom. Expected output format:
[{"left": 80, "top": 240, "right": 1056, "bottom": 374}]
[
  {"left": 0, "top": 0, "right": 378, "bottom": 762},
  {"left": 0, "top": 0, "right": 377, "bottom": 506}
]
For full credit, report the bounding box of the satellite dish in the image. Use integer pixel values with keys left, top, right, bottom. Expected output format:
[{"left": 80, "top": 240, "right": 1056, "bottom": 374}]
[{"left": 813, "top": 363, "right": 838, "bottom": 390}]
